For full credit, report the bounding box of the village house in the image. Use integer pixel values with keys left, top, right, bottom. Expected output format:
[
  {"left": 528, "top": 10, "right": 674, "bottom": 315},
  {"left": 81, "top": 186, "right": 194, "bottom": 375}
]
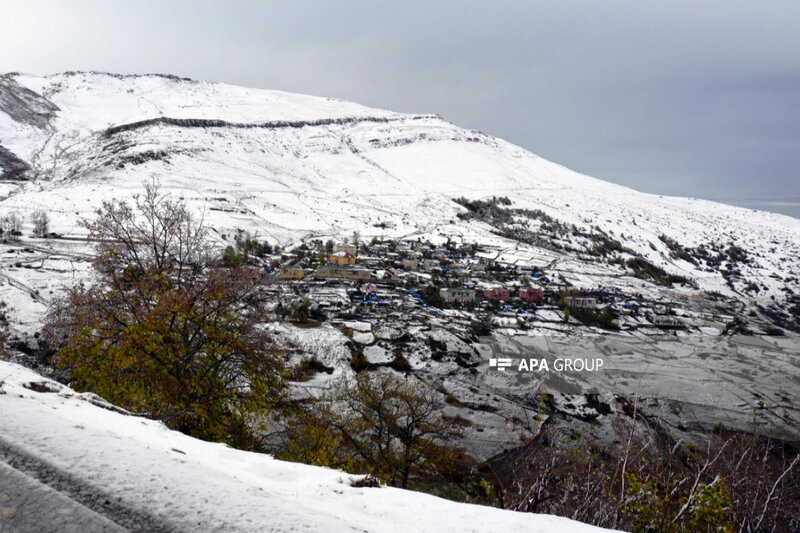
[
  {"left": 382, "top": 270, "right": 405, "bottom": 284},
  {"left": 565, "top": 296, "right": 597, "bottom": 309},
  {"left": 401, "top": 258, "right": 418, "bottom": 270},
  {"left": 370, "top": 243, "right": 389, "bottom": 255},
  {"left": 621, "top": 300, "right": 639, "bottom": 314},
  {"left": 333, "top": 242, "right": 358, "bottom": 256},
  {"left": 422, "top": 258, "right": 441, "bottom": 271},
  {"left": 330, "top": 251, "right": 356, "bottom": 266},
  {"left": 518, "top": 287, "right": 544, "bottom": 303},
  {"left": 278, "top": 266, "right": 305, "bottom": 280},
  {"left": 316, "top": 265, "right": 371, "bottom": 281},
  {"left": 469, "top": 262, "right": 487, "bottom": 275},
  {"left": 440, "top": 287, "right": 476, "bottom": 304},
  {"left": 484, "top": 287, "right": 510, "bottom": 302}
]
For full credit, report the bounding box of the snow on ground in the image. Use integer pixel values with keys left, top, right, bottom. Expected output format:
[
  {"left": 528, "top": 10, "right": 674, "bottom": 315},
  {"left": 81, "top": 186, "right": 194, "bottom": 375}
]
[
  {"left": 0, "top": 360, "right": 614, "bottom": 533},
  {"left": 268, "top": 322, "right": 351, "bottom": 374},
  {"left": 474, "top": 334, "right": 800, "bottom": 443},
  {"left": 363, "top": 345, "right": 393, "bottom": 365}
]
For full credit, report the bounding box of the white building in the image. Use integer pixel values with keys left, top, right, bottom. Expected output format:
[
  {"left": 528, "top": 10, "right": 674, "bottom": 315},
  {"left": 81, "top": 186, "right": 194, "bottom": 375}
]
[
  {"left": 334, "top": 242, "right": 358, "bottom": 256},
  {"left": 440, "top": 287, "right": 476, "bottom": 304}
]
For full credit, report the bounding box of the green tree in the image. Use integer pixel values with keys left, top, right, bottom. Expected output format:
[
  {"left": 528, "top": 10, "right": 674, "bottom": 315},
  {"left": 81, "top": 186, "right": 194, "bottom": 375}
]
[
  {"left": 292, "top": 299, "right": 311, "bottom": 322},
  {"left": 420, "top": 285, "right": 443, "bottom": 307},
  {"left": 279, "top": 400, "right": 357, "bottom": 472},
  {"left": 45, "top": 182, "right": 284, "bottom": 449},
  {"left": 222, "top": 244, "right": 243, "bottom": 267}
]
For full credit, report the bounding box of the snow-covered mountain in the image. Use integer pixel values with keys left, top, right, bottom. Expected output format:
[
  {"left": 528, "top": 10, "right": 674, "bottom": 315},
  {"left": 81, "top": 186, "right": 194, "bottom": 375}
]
[
  {"left": 1, "top": 71, "right": 799, "bottom": 530},
  {"left": 1, "top": 71, "right": 798, "bottom": 319}
]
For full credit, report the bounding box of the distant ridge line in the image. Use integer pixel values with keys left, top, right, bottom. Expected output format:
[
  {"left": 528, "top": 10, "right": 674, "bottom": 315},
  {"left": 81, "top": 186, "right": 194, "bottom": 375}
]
[{"left": 104, "top": 113, "right": 441, "bottom": 137}]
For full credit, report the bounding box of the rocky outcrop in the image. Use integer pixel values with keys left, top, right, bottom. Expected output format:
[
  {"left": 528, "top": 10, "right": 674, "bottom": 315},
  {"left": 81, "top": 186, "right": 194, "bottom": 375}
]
[
  {"left": 104, "top": 114, "right": 439, "bottom": 137},
  {"left": 0, "top": 145, "right": 31, "bottom": 181},
  {"left": 0, "top": 74, "right": 59, "bottom": 128}
]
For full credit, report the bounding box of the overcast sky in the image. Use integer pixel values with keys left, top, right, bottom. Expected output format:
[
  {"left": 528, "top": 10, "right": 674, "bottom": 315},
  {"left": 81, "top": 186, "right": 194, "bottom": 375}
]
[{"left": 2, "top": 1, "right": 799, "bottom": 217}]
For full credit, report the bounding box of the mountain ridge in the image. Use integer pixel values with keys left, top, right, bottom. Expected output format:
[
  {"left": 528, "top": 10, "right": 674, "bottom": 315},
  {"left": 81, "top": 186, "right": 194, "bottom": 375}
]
[{"left": 0, "top": 71, "right": 798, "bottom": 329}]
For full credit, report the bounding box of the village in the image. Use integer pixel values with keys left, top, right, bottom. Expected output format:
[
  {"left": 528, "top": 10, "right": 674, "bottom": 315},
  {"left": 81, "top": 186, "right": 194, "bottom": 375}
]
[{"left": 249, "top": 233, "right": 742, "bottom": 341}]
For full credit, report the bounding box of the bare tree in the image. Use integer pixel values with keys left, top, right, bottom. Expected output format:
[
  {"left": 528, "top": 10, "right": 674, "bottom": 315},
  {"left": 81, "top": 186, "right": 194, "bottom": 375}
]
[
  {"left": 0, "top": 301, "right": 10, "bottom": 360},
  {"left": 82, "top": 180, "right": 208, "bottom": 287},
  {"left": 1, "top": 213, "right": 22, "bottom": 241},
  {"left": 329, "top": 372, "right": 462, "bottom": 488},
  {"left": 31, "top": 210, "right": 50, "bottom": 237}
]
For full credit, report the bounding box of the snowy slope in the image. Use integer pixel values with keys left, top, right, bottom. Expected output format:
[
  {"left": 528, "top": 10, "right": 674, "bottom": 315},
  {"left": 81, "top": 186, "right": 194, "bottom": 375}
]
[
  {"left": 1, "top": 71, "right": 797, "bottom": 313},
  {"left": 0, "top": 360, "right": 613, "bottom": 532},
  {"left": 0, "top": 72, "right": 797, "bottom": 530}
]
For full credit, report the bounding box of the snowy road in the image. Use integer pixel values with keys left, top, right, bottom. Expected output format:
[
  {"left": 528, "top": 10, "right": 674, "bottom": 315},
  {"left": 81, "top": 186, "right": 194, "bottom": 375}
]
[
  {"left": 0, "top": 436, "right": 173, "bottom": 532},
  {"left": 0, "top": 460, "right": 126, "bottom": 533}
]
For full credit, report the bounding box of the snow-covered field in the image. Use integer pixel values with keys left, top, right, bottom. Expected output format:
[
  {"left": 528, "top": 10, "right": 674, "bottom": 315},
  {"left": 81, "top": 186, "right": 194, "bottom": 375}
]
[{"left": 0, "top": 360, "right": 613, "bottom": 532}]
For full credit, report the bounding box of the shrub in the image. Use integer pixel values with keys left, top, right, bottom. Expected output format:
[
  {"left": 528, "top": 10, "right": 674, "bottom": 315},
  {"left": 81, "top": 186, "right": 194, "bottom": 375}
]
[
  {"left": 290, "top": 357, "right": 333, "bottom": 381},
  {"left": 420, "top": 285, "right": 443, "bottom": 307},
  {"left": 279, "top": 403, "right": 356, "bottom": 471},
  {"left": 469, "top": 316, "right": 493, "bottom": 337},
  {"left": 350, "top": 474, "right": 381, "bottom": 488},
  {"left": 390, "top": 350, "right": 411, "bottom": 371},
  {"left": 350, "top": 351, "right": 370, "bottom": 372},
  {"left": 291, "top": 300, "right": 311, "bottom": 322}
]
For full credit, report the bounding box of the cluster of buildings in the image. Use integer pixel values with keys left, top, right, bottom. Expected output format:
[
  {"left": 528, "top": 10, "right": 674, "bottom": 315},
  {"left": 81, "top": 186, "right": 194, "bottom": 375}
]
[
  {"left": 279, "top": 241, "right": 370, "bottom": 281},
  {"left": 439, "top": 286, "right": 546, "bottom": 306},
  {"left": 563, "top": 295, "right": 597, "bottom": 309},
  {"left": 276, "top": 238, "right": 555, "bottom": 311},
  {"left": 270, "top": 238, "right": 731, "bottom": 333},
  {"left": 319, "top": 241, "right": 370, "bottom": 280},
  {"left": 267, "top": 237, "right": 745, "bottom": 335}
]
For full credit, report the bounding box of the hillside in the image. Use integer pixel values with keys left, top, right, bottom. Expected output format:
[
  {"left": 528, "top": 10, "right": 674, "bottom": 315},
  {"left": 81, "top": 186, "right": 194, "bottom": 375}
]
[
  {"left": 0, "top": 72, "right": 799, "bottom": 530},
  {"left": 1, "top": 71, "right": 798, "bottom": 315},
  {"left": 0, "top": 360, "right": 613, "bottom": 532}
]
